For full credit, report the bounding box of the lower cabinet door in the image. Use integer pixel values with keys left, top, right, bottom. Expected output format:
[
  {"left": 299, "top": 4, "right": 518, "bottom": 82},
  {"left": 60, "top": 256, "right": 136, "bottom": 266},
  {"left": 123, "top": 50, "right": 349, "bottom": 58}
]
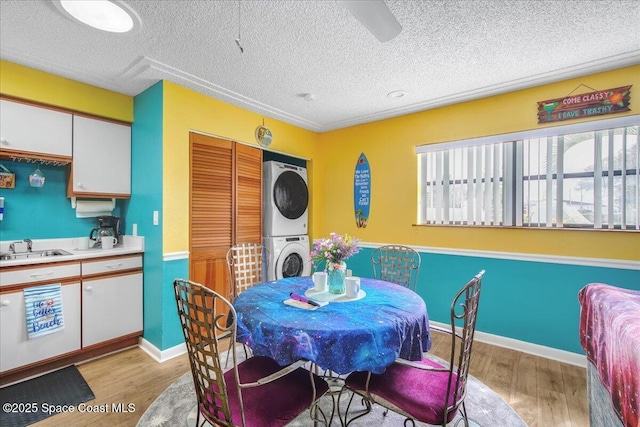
[
  {"left": 0, "top": 283, "right": 81, "bottom": 372},
  {"left": 82, "top": 273, "right": 142, "bottom": 348}
]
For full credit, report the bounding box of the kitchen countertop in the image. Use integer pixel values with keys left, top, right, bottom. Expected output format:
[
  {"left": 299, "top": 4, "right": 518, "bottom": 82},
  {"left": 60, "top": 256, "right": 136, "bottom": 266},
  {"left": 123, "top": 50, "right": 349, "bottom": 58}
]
[{"left": 0, "top": 236, "right": 144, "bottom": 268}]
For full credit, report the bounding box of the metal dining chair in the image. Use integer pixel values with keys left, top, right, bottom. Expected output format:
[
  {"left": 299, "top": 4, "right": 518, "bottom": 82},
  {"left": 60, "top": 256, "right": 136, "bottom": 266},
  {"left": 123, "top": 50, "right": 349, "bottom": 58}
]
[
  {"left": 371, "top": 244, "right": 421, "bottom": 290},
  {"left": 226, "top": 243, "right": 270, "bottom": 301},
  {"left": 173, "top": 279, "right": 330, "bottom": 427},
  {"left": 339, "top": 270, "right": 485, "bottom": 427},
  {"left": 225, "top": 243, "right": 269, "bottom": 365}
]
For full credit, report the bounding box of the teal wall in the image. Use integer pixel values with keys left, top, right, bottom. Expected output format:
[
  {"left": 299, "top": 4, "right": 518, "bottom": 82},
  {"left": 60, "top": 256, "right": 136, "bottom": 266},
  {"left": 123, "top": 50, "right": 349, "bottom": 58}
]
[
  {"left": 0, "top": 161, "right": 122, "bottom": 240},
  {"left": 130, "top": 82, "right": 172, "bottom": 349},
  {"left": 162, "top": 258, "right": 189, "bottom": 348},
  {"left": 347, "top": 248, "right": 640, "bottom": 355}
]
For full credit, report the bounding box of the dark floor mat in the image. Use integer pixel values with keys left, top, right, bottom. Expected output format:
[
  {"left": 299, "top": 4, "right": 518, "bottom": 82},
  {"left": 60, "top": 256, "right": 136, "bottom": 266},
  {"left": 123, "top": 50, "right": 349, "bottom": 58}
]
[{"left": 0, "top": 365, "right": 95, "bottom": 427}]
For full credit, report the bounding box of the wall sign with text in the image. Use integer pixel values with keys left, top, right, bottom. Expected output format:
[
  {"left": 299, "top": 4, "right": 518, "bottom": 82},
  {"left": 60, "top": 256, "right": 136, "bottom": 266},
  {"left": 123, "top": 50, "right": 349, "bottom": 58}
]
[
  {"left": 537, "top": 85, "right": 631, "bottom": 123},
  {"left": 354, "top": 153, "right": 370, "bottom": 228}
]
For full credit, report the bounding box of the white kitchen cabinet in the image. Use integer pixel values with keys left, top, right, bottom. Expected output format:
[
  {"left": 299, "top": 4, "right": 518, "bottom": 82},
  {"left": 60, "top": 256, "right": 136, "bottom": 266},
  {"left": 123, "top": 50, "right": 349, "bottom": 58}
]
[
  {"left": 0, "top": 262, "right": 81, "bottom": 287},
  {"left": 71, "top": 115, "right": 131, "bottom": 197},
  {"left": 81, "top": 256, "right": 142, "bottom": 347},
  {"left": 0, "top": 283, "right": 81, "bottom": 372},
  {"left": 0, "top": 253, "right": 143, "bottom": 383},
  {"left": 0, "top": 99, "right": 72, "bottom": 158}
]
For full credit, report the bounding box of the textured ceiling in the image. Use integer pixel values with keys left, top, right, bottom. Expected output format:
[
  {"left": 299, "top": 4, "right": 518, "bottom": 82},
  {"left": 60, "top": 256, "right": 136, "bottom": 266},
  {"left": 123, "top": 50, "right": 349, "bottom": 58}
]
[{"left": 1, "top": 0, "right": 639, "bottom": 132}]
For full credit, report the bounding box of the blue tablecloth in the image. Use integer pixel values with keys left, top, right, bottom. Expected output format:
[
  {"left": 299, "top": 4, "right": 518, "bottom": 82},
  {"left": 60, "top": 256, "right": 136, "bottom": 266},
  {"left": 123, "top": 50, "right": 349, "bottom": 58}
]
[{"left": 233, "top": 276, "right": 431, "bottom": 374}]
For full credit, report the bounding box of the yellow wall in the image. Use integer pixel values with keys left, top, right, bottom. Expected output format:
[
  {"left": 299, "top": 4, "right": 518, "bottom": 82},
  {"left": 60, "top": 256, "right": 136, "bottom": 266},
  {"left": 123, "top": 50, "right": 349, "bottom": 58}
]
[
  {"left": 162, "top": 81, "right": 319, "bottom": 252},
  {"left": 0, "top": 61, "right": 132, "bottom": 122},
  {"left": 2, "top": 60, "right": 637, "bottom": 260},
  {"left": 315, "top": 65, "right": 640, "bottom": 261}
]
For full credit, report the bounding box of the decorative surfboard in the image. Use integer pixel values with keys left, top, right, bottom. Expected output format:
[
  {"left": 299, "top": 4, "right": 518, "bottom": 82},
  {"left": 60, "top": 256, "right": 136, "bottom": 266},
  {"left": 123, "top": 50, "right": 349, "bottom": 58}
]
[{"left": 354, "top": 153, "right": 371, "bottom": 228}]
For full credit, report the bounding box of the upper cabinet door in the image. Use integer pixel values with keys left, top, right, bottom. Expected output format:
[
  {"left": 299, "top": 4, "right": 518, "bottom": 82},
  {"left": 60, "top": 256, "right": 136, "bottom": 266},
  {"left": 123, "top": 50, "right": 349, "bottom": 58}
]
[
  {"left": 0, "top": 99, "right": 72, "bottom": 158},
  {"left": 72, "top": 115, "right": 131, "bottom": 197}
]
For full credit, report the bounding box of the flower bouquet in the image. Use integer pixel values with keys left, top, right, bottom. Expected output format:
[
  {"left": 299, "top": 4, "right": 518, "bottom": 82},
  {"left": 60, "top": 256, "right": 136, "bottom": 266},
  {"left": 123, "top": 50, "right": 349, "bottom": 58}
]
[{"left": 310, "top": 233, "right": 360, "bottom": 294}]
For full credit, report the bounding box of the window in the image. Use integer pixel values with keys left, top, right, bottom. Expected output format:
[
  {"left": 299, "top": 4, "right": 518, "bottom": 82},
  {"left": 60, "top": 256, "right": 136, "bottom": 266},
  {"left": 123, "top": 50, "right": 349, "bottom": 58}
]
[{"left": 417, "top": 116, "right": 639, "bottom": 230}]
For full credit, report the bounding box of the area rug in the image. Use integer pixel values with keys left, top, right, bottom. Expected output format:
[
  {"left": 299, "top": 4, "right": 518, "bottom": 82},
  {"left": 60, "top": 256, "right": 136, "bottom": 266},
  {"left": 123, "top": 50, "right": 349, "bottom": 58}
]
[
  {"left": 0, "top": 365, "right": 95, "bottom": 427},
  {"left": 138, "top": 352, "right": 527, "bottom": 427}
]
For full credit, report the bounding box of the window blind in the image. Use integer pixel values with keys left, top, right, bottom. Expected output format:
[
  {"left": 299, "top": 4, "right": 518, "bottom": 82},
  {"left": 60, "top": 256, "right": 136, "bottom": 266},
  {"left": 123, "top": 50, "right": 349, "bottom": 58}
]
[{"left": 417, "top": 116, "right": 639, "bottom": 229}]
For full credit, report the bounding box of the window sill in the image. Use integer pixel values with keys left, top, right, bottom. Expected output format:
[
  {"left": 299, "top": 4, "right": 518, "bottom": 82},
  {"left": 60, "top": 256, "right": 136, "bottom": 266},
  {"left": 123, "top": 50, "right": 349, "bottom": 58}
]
[{"left": 412, "top": 223, "right": 639, "bottom": 232}]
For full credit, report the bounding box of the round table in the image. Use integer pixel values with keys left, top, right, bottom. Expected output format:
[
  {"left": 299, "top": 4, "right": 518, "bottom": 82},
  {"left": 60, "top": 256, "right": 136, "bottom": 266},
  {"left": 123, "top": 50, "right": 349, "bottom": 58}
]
[{"left": 233, "top": 276, "right": 431, "bottom": 374}]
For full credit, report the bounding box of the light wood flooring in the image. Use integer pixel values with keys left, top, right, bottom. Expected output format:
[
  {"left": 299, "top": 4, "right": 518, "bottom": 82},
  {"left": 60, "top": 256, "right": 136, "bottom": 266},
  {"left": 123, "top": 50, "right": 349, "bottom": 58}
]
[{"left": 28, "top": 331, "right": 588, "bottom": 426}]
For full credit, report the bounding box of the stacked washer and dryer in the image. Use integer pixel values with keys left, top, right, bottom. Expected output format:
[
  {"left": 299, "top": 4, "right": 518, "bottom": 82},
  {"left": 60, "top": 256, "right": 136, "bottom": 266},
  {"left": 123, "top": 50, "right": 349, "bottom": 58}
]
[{"left": 262, "top": 161, "right": 312, "bottom": 281}]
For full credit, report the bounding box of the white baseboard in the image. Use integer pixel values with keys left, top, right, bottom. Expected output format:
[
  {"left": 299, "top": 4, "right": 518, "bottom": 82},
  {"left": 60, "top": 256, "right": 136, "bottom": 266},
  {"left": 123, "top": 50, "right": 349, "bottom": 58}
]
[
  {"left": 138, "top": 338, "right": 187, "bottom": 363},
  {"left": 430, "top": 321, "right": 587, "bottom": 368}
]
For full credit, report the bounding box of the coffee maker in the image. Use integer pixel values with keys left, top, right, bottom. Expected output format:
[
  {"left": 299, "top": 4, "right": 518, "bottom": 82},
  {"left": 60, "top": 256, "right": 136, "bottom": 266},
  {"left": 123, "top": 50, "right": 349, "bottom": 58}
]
[{"left": 89, "top": 216, "right": 122, "bottom": 248}]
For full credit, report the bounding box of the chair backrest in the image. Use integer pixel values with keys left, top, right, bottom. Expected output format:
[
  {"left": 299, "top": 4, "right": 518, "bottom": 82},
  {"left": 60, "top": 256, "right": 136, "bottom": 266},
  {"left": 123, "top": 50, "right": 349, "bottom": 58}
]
[
  {"left": 226, "top": 243, "right": 269, "bottom": 300},
  {"left": 371, "top": 244, "right": 421, "bottom": 290},
  {"left": 173, "top": 279, "right": 237, "bottom": 426},
  {"left": 444, "top": 270, "right": 485, "bottom": 419}
]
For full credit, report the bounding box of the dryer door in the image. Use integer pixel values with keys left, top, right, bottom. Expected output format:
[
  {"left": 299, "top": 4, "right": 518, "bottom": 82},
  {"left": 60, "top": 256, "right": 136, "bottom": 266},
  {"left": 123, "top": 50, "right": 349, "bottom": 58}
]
[
  {"left": 273, "top": 170, "right": 309, "bottom": 220},
  {"left": 275, "top": 243, "right": 306, "bottom": 279}
]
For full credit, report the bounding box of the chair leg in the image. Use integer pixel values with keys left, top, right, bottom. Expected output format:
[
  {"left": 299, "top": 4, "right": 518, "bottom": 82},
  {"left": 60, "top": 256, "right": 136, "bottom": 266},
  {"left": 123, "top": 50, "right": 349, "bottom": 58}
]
[
  {"left": 223, "top": 341, "right": 251, "bottom": 369},
  {"left": 457, "top": 401, "right": 470, "bottom": 427},
  {"left": 338, "top": 387, "right": 372, "bottom": 426},
  {"left": 403, "top": 418, "right": 416, "bottom": 427},
  {"left": 223, "top": 344, "right": 232, "bottom": 369},
  {"left": 449, "top": 402, "right": 470, "bottom": 427},
  {"left": 309, "top": 394, "right": 333, "bottom": 426},
  {"left": 243, "top": 343, "right": 250, "bottom": 360}
]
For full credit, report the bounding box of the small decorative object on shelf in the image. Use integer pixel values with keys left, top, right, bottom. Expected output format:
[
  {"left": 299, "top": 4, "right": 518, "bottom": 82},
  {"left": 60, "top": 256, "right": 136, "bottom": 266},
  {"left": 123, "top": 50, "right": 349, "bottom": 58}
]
[{"left": 311, "top": 233, "right": 360, "bottom": 295}]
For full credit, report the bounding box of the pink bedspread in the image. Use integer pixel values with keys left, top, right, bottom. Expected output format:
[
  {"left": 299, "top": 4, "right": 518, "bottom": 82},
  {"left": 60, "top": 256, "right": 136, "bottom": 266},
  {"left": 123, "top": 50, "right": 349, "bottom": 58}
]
[{"left": 579, "top": 283, "right": 640, "bottom": 427}]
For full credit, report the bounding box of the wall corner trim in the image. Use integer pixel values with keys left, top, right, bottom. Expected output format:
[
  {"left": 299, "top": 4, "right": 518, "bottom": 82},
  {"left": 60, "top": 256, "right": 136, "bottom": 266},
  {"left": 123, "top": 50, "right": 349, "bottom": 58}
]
[
  {"left": 163, "top": 251, "right": 190, "bottom": 262},
  {"left": 138, "top": 337, "right": 186, "bottom": 363}
]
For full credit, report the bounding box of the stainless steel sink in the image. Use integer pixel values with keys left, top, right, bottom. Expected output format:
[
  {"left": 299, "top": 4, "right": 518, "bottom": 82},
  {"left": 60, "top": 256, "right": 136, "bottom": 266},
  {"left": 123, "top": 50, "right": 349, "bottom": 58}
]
[{"left": 0, "top": 249, "right": 72, "bottom": 261}]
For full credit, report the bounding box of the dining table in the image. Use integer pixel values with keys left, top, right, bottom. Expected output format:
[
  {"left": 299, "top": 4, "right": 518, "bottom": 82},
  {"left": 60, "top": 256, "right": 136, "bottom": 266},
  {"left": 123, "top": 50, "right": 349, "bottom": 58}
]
[{"left": 233, "top": 276, "right": 431, "bottom": 375}]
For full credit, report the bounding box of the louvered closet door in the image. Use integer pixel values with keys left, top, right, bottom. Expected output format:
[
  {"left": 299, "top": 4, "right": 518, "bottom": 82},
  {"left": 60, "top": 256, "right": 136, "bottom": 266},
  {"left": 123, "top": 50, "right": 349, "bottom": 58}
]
[
  {"left": 190, "top": 133, "right": 233, "bottom": 298},
  {"left": 236, "top": 143, "right": 262, "bottom": 244},
  {"left": 189, "top": 133, "right": 263, "bottom": 299}
]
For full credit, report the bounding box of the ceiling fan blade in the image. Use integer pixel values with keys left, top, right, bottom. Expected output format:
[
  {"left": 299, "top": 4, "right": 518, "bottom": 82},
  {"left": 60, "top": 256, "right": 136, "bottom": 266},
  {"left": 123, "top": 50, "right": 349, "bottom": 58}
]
[{"left": 341, "top": 0, "right": 402, "bottom": 43}]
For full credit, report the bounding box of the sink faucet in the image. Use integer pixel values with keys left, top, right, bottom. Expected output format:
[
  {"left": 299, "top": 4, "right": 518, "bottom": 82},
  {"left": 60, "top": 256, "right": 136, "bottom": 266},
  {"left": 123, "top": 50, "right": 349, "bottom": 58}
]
[{"left": 9, "top": 239, "right": 32, "bottom": 253}]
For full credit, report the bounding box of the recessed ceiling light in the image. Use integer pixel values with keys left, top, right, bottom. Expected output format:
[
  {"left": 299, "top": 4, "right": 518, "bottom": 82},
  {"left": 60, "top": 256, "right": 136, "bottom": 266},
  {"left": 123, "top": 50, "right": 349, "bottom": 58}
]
[
  {"left": 53, "top": 0, "right": 141, "bottom": 34},
  {"left": 387, "top": 90, "right": 405, "bottom": 98}
]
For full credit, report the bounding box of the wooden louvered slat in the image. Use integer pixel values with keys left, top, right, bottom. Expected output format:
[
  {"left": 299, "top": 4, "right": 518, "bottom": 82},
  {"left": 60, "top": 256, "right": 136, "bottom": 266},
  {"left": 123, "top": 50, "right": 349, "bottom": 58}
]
[
  {"left": 236, "top": 143, "right": 262, "bottom": 246},
  {"left": 190, "top": 133, "right": 233, "bottom": 297},
  {"left": 189, "top": 133, "right": 262, "bottom": 298}
]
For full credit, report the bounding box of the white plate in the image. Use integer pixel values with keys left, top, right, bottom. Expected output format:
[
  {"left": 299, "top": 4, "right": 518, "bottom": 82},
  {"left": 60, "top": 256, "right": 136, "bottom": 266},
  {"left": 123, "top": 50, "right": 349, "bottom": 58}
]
[{"left": 304, "top": 288, "right": 366, "bottom": 303}]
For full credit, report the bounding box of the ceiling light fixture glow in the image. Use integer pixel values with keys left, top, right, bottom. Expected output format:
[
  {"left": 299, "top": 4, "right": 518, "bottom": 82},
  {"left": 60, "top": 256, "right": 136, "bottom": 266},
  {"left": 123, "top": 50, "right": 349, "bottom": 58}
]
[{"left": 53, "top": 0, "right": 141, "bottom": 34}]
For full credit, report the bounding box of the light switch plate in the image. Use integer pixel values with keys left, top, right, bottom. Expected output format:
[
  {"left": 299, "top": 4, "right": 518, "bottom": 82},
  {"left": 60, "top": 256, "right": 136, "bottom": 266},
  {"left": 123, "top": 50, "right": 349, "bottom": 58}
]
[{"left": 153, "top": 211, "right": 158, "bottom": 226}]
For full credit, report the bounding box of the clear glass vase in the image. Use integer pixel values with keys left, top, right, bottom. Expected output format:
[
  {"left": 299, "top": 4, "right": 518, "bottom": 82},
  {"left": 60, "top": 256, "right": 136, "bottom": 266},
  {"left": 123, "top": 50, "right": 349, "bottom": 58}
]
[{"left": 328, "top": 262, "right": 347, "bottom": 295}]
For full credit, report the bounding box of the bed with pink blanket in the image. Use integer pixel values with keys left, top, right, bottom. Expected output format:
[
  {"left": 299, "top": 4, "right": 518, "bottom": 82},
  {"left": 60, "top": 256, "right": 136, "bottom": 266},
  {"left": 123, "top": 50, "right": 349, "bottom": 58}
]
[{"left": 579, "top": 283, "right": 640, "bottom": 427}]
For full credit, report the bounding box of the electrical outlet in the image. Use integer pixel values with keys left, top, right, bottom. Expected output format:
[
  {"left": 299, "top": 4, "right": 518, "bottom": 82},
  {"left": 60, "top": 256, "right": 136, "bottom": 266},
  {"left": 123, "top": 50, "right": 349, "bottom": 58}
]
[{"left": 153, "top": 211, "right": 159, "bottom": 226}]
